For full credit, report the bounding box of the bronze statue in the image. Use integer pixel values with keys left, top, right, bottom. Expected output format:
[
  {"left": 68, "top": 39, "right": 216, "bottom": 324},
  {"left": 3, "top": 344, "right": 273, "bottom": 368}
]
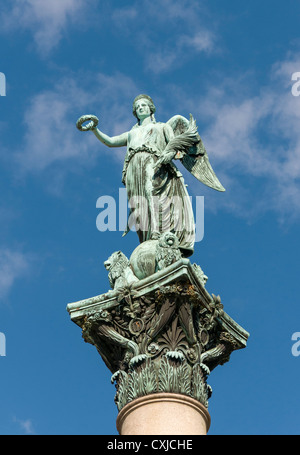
[{"left": 76, "top": 94, "right": 224, "bottom": 257}]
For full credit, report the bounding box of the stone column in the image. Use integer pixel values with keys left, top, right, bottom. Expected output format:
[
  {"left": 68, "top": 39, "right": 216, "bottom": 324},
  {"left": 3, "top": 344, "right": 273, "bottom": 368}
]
[
  {"left": 67, "top": 257, "right": 249, "bottom": 435},
  {"left": 116, "top": 393, "right": 211, "bottom": 435}
]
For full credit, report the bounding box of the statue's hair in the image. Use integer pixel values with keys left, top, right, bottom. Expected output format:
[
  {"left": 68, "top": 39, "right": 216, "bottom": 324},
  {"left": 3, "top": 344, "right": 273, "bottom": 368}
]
[{"left": 132, "top": 94, "right": 156, "bottom": 120}]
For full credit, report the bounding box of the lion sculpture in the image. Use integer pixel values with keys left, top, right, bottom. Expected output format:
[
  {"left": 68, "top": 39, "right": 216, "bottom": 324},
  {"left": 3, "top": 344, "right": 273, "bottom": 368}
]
[
  {"left": 104, "top": 251, "right": 139, "bottom": 291},
  {"left": 155, "top": 232, "right": 182, "bottom": 271}
]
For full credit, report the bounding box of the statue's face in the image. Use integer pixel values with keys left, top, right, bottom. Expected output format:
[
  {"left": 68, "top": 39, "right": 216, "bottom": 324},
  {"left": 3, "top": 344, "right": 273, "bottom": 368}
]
[{"left": 135, "top": 99, "right": 151, "bottom": 120}]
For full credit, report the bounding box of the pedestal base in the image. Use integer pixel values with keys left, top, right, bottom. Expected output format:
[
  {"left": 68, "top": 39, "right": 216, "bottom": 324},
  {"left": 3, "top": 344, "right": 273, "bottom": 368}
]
[
  {"left": 67, "top": 257, "right": 249, "bottom": 434},
  {"left": 116, "top": 393, "right": 211, "bottom": 435}
]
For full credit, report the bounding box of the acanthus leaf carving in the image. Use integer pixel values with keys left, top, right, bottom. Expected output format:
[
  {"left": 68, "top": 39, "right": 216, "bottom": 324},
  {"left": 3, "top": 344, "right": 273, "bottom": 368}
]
[{"left": 74, "top": 271, "right": 248, "bottom": 411}]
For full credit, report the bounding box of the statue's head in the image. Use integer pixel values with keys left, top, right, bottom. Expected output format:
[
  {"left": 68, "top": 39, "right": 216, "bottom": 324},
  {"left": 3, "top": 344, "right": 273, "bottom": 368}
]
[{"left": 132, "top": 94, "right": 156, "bottom": 119}]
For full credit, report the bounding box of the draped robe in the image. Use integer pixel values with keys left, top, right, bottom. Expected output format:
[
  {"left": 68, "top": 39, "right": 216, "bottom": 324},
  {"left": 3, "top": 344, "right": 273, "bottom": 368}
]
[{"left": 122, "top": 119, "right": 195, "bottom": 257}]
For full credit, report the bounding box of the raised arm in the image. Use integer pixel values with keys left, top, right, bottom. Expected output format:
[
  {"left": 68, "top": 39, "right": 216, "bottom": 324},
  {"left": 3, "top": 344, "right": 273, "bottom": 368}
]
[
  {"left": 76, "top": 114, "right": 128, "bottom": 148},
  {"left": 92, "top": 127, "right": 128, "bottom": 148}
]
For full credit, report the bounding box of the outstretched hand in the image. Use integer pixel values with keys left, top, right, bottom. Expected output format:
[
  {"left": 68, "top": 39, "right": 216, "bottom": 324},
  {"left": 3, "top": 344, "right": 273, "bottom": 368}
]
[{"left": 76, "top": 114, "right": 99, "bottom": 132}]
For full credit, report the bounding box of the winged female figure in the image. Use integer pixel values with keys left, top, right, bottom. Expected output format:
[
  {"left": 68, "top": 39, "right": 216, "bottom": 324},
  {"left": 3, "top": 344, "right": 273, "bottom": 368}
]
[{"left": 76, "top": 94, "right": 224, "bottom": 257}]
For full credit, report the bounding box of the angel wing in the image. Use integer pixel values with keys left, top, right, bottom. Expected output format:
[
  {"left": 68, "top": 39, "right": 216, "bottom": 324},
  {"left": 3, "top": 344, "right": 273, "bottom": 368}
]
[
  {"left": 166, "top": 115, "right": 225, "bottom": 192},
  {"left": 154, "top": 115, "right": 199, "bottom": 169}
]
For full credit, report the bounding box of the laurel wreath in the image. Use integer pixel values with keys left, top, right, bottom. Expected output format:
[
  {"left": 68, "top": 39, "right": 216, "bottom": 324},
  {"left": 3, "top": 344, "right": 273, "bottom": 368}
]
[{"left": 76, "top": 114, "right": 99, "bottom": 131}]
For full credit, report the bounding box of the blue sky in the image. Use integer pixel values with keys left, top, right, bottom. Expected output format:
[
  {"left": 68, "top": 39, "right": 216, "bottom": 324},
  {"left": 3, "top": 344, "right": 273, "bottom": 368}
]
[{"left": 1, "top": 0, "right": 300, "bottom": 435}]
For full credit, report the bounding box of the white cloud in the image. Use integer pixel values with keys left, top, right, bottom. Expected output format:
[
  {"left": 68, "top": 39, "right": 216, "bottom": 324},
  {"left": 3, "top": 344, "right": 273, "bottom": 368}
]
[
  {"left": 16, "top": 83, "right": 90, "bottom": 173},
  {"left": 13, "top": 416, "right": 36, "bottom": 435},
  {"left": 179, "top": 30, "right": 215, "bottom": 54},
  {"left": 14, "top": 72, "right": 139, "bottom": 182},
  {"left": 142, "top": 0, "right": 205, "bottom": 24},
  {"left": 189, "top": 56, "right": 300, "bottom": 220},
  {"left": 112, "top": 0, "right": 217, "bottom": 74},
  {"left": 145, "top": 50, "right": 178, "bottom": 74},
  {"left": 11, "top": 51, "right": 300, "bottom": 222},
  {"left": 0, "top": 249, "right": 30, "bottom": 300},
  {"left": 1, "top": 0, "right": 95, "bottom": 54},
  {"left": 111, "top": 6, "right": 138, "bottom": 27}
]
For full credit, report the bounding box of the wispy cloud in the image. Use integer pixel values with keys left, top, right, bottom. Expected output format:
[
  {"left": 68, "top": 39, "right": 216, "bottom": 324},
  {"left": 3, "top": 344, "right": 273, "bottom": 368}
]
[
  {"left": 13, "top": 72, "right": 139, "bottom": 190},
  {"left": 0, "top": 249, "right": 30, "bottom": 301},
  {"left": 13, "top": 416, "right": 36, "bottom": 435},
  {"left": 0, "top": 0, "right": 95, "bottom": 54},
  {"left": 145, "top": 29, "right": 216, "bottom": 74},
  {"left": 10, "top": 45, "right": 300, "bottom": 223},
  {"left": 187, "top": 55, "right": 300, "bottom": 221},
  {"left": 112, "top": 0, "right": 217, "bottom": 74},
  {"left": 179, "top": 30, "right": 215, "bottom": 54}
]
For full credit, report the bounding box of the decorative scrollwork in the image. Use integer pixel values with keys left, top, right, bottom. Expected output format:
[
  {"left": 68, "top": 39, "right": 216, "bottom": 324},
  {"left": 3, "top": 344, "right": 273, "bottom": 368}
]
[{"left": 79, "top": 277, "right": 247, "bottom": 411}]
